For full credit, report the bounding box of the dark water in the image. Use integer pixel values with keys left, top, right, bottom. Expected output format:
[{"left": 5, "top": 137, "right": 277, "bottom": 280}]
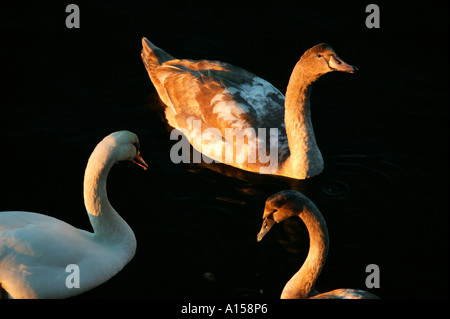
[{"left": 1, "top": 1, "right": 448, "bottom": 301}]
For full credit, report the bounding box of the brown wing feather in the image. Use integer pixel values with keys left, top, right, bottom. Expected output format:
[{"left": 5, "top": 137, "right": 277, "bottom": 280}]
[{"left": 156, "top": 59, "right": 285, "bottom": 136}]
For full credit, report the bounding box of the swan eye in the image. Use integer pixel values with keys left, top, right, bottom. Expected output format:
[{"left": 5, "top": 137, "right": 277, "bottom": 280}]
[{"left": 133, "top": 142, "right": 140, "bottom": 151}]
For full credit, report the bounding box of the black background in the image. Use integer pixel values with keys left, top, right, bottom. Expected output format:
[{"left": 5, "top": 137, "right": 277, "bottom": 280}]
[{"left": 1, "top": 0, "right": 448, "bottom": 304}]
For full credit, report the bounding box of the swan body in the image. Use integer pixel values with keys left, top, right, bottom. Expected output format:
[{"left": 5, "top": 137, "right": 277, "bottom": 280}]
[
  {"left": 0, "top": 131, "right": 148, "bottom": 299},
  {"left": 257, "top": 190, "right": 379, "bottom": 299},
  {"left": 141, "top": 38, "right": 357, "bottom": 179}
]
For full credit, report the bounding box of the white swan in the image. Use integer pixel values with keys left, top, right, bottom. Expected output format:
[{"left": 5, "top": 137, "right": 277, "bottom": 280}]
[
  {"left": 141, "top": 38, "right": 357, "bottom": 179},
  {"left": 257, "top": 190, "right": 379, "bottom": 299},
  {"left": 0, "top": 131, "right": 148, "bottom": 299}
]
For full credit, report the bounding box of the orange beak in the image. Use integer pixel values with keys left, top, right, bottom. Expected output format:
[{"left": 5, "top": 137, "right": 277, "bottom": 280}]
[{"left": 133, "top": 150, "right": 148, "bottom": 170}]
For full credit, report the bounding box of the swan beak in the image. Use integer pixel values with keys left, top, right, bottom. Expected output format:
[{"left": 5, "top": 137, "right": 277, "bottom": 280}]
[
  {"left": 133, "top": 150, "right": 148, "bottom": 170},
  {"left": 257, "top": 218, "right": 276, "bottom": 242},
  {"left": 142, "top": 37, "right": 152, "bottom": 55},
  {"left": 329, "top": 55, "right": 358, "bottom": 73}
]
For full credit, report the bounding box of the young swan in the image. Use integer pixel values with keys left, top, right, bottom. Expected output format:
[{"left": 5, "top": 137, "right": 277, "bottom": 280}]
[
  {"left": 0, "top": 131, "right": 148, "bottom": 299},
  {"left": 142, "top": 39, "right": 357, "bottom": 179},
  {"left": 257, "top": 190, "right": 379, "bottom": 299}
]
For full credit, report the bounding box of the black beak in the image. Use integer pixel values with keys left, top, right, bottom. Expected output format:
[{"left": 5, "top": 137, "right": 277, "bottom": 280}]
[{"left": 257, "top": 218, "right": 276, "bottom": 242}]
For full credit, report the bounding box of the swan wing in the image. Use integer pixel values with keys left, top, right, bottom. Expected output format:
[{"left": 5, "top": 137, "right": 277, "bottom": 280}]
[
  {"left": 154, "top": 59, "right": 286, "bottom": 135},
  {"left": 311, "top": 288, "right": 380, "bottom": 299},
  {"left": 0, "top": 212, "right": 97, "bottom": 273},
  {"left": 0, "top": 211, "right": 112, "bottom": 298}
]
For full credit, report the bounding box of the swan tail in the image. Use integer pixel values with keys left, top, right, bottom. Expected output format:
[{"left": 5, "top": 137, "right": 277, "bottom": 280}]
[
  {"left": 0, "top": 282, "right": 9, "bottom": 299},
  {"left": 141, "top": 37, "right": 175, "bottom": 74}
]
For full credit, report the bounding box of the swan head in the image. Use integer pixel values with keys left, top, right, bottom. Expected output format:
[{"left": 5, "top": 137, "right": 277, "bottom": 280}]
[
  {"left": 102, "top": 131, "right": 148, "bottom": 170},
  {"left": 257, "top": 190, "right": 314, "bottom": 242},
  {"left": 300, "top": 43, "right": 358, "bottom": 77}
]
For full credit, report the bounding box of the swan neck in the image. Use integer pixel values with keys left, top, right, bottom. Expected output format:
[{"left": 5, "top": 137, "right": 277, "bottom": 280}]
[
  {"left": 285, "top": 63, "right": 317, "bottom": 108},
  {"left": 84, "top": 146, "right": 113, "bottom": 216},
  {"left": 280, "top": 207, "right": 329, "bottom": 299},
  {"left": 283, "top": 61, "right": 323, "bottom": 178},
  {"left": 83, "top": 144, "right": 136, "bottom": 253}
]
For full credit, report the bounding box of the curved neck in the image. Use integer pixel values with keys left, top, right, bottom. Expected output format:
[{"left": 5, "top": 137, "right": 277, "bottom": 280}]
[
  {"left": 280, "top": 207, "right": 329, "bottom": 299},
  {"left": 282, "top": 61, "right": 323, "bottom": 178},
  {"left": 83, "top": 144, "right": 136, "bottom": 256}
]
